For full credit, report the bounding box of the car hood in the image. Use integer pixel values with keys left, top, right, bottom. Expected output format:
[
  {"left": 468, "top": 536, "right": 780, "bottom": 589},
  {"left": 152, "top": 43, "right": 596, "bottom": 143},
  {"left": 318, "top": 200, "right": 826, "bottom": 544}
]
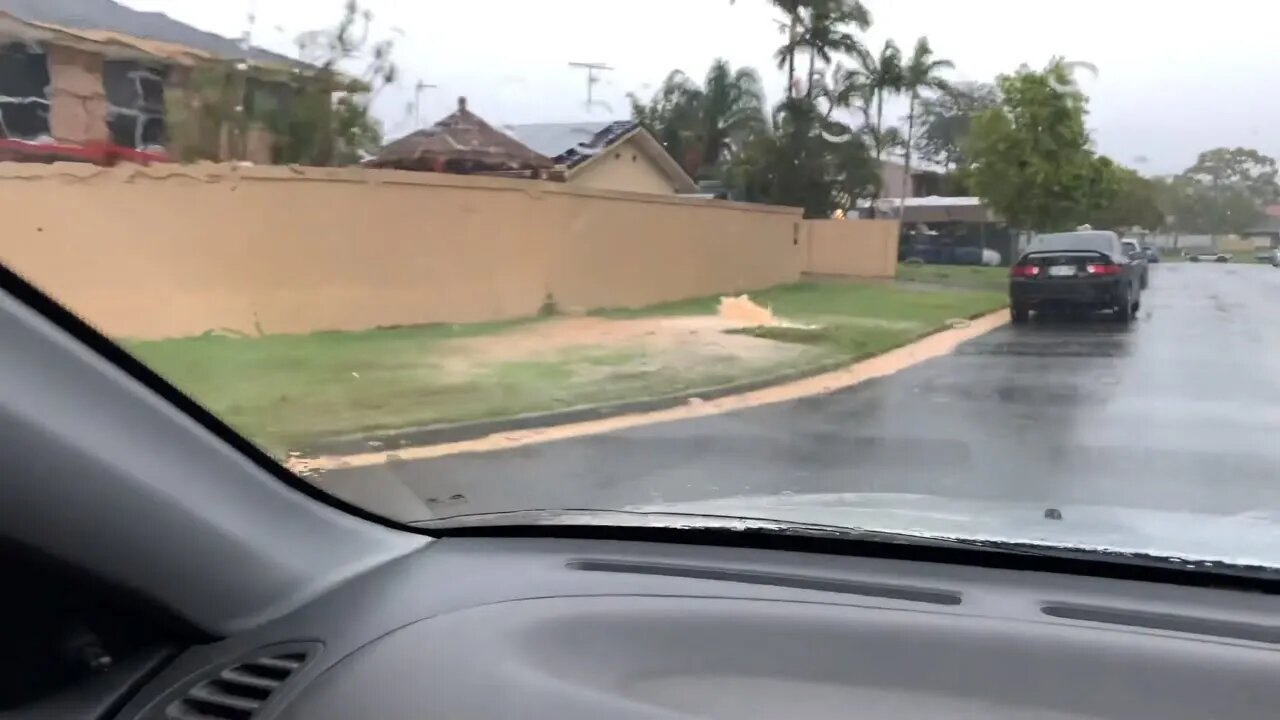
[{"left": 627, "top": 492, "right": 1280, "bottom": 569}]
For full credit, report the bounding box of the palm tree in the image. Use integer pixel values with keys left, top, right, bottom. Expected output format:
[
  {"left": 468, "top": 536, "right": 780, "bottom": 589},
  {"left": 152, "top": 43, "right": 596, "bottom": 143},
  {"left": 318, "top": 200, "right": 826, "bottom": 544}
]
[
  {"left": 830, "top": 39, "right": 901, "bottom": 213},
  {"left": 898, "top": 36, "right": 953, "bottom": 202},
  {"left": 846, "top": 39, "right": 903, "bottom": 166},
  {"left": 629, "top": 60, "right": 768, "bottom": 178},
  {"left": 770, "top": 0, "right": 809, "bottom": 99},
  {"left": 628, "top": 70, "right": 704, "bottom": 171},
  {"left": 697, "top": 61, "right": 769, "bottom": 172},
  {"left": 797, "top": 0, "right": 871, "bottom": 100}
]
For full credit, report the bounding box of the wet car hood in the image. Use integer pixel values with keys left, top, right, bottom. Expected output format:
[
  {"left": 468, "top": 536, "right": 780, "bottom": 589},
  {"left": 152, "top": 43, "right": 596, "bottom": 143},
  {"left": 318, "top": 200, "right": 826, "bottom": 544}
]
[{"left": 628, "top": 492, "right": 1280, "bottom": 569}]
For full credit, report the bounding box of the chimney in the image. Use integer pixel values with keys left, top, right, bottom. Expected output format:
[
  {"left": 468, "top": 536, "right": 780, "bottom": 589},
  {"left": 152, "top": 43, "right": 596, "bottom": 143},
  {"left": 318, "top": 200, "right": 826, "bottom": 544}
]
[{"left": 457, "top": 96, "right": 467, "bottom": 111}]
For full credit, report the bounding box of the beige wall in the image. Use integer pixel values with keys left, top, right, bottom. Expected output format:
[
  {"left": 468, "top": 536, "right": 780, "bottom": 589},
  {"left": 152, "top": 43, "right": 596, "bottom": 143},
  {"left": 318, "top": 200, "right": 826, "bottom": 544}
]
[
  {"left": 568, "top": 135, "right": 680, "bottom": 195},
  {"left": 803, "top": 219, "right": 900, "bottom": 278},
  {"left": 46, "top": 45, "right": 110, "bottom": 144},
  {"left": 0, "top": 163, "right": 802, "bottom": 339}
]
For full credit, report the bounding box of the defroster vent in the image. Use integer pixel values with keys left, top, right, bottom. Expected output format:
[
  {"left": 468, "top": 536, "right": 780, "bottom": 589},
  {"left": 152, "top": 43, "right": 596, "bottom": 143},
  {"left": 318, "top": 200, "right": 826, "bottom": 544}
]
[{"left": 166, "top": 643, "right": 319, "bottom": 720}]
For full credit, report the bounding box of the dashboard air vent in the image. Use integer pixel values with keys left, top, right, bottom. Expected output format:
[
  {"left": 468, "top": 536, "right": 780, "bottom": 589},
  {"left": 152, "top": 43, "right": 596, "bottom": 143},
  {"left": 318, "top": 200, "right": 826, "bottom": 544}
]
[{"left": 166, "top": 645, "right": 318, "bottom": 720}]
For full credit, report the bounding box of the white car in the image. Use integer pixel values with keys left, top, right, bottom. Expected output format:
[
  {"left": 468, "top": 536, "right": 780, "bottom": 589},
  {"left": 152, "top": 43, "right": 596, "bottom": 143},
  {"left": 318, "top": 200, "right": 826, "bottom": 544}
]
[{"left": 1185, "top": 252, "right": 1232, "bottom": 263}]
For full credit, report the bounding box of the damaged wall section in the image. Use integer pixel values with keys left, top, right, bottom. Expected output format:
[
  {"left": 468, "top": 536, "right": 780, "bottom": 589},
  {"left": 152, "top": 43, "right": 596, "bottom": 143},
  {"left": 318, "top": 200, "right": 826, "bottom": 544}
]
[
  {"left": 46, "top": 44, "right": 109, "bottom": 144},
  {"left": 0, "top": 42, "right": 51, "bottom": 139},
  {"left": 103, "top": 60, "right": 167, "bottom": 149}
]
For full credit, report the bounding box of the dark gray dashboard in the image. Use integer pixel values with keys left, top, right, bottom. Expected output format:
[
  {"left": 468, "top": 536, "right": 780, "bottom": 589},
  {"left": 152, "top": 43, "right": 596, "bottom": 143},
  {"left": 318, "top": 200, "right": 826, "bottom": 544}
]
[{"left": 120, "top": 536, "right": 1280, "bottom": 720}]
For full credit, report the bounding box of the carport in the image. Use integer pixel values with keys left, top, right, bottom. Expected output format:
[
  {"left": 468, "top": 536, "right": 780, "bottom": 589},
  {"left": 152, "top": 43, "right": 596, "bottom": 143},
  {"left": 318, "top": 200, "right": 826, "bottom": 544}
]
[{"left": 860, "top": 197, "right": 1015, "bottom": 266}]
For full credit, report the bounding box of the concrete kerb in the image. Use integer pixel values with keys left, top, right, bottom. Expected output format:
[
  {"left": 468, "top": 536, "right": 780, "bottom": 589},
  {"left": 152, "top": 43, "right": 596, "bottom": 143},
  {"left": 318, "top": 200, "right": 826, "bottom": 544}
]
[
  {"left": 296, "top": 306, "right": 1010, "bottom": 461},
  {"left": 299, "top": 355, "right": 858, "bottom": 457}
]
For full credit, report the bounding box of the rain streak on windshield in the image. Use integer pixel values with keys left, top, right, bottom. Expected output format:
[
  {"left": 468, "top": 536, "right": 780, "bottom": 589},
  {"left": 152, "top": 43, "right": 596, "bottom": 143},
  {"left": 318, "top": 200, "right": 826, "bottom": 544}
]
[{"left": 1, "top": 0, "right": 1279, "bottom": 570}]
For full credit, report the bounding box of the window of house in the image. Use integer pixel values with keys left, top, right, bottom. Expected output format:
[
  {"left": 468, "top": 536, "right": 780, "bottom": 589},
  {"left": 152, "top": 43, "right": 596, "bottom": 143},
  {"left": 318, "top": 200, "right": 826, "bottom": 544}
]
[
  {"left": 0, "top": 42, "right": 51, "bottom": 139},
  {"left": 103, "top": 61, "right": 167, "bottom": 149},
  {"left": 244, "top": 78, "right": 293, "bottom": 121}
]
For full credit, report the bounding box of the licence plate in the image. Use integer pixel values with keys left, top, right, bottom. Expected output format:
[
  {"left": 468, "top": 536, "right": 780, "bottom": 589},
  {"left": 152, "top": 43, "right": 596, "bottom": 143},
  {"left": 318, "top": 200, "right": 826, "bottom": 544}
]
[{"left": 1048, "top": 265, "right": 1077, "bottom": 277}]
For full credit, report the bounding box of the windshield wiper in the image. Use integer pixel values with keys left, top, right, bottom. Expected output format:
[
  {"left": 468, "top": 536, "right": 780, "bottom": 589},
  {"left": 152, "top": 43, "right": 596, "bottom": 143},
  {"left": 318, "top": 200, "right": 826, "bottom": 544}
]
[
  {"left": 412, "top": 508, "right": 1053, "bottom": 556},
  {"left": 413, "top": 508, "right": 1280, "bottom": 580}
]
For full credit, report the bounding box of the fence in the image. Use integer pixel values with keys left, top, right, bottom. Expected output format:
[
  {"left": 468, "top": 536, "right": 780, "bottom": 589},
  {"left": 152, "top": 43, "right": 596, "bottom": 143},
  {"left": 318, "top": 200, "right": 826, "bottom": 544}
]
[
  {"left": 804, "top": 219, "right": 900, "bottom": 278},
  {"left": 0, "top": 162, "right": 898, "bottom": 338}
]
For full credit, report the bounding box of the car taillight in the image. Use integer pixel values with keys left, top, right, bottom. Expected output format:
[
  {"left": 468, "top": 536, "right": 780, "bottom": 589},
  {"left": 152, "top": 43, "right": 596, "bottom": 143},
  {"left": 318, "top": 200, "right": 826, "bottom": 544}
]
[
  {"left": 1085, "top": 263, "right": 1121, "bottom": 275},
  {"left": 1010, "top": 264, "right": 1041, "bottom": 277}
]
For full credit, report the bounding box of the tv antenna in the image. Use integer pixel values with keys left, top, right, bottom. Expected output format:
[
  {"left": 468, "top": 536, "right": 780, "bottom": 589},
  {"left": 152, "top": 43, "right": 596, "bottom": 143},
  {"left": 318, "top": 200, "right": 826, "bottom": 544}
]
[
  {"left": 568, "top": 61, "right": 613, "bottom": 112},
  {"left": 414, "top": 80, "right": 438, "bottom": 129}
]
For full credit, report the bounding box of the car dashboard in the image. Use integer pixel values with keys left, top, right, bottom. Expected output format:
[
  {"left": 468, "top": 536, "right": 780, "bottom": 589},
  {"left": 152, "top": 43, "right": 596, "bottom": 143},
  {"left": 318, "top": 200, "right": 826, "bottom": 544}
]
[{"left": 115, "top": 536, "right": 1280, "bottom": 720}]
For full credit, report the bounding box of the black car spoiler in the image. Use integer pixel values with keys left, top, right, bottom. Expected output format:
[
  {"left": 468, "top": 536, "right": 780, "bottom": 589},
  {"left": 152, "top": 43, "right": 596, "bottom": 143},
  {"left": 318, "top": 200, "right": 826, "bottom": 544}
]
[{"left": 1018, "top": 249, "right": 1116, "bottom": 261}]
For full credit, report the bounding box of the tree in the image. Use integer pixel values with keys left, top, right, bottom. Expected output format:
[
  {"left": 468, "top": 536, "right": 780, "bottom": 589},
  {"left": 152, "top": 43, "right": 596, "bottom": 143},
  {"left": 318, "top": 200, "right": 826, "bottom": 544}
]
[
  {"left": 1150, "top": 148, "right": 1278, "bottom": 235},
  {"left": 629, "top": 71, "right": 704, "bottom": 171},
  {"left": 724, "top": 97, "right": 873, "bottom": 217},
  {"left": 843, "top": 40, "right": 902, "bottom": 167},
  {"left": 915, "top": 81, "right": 999, "bottom": 171},
  {"left": 277, "top": 0, "right": 397, "bottom": 165},
  {"left": 966, "top": 58, "right": 1101, "bottom": 231},
  {"left": 767, "top": 0, "right": 809, "bottom": 99},
  {"left": 1183, "top": 147, "right": 1279, "bottom": 203},
  {"left": 696, "top": 62, "right": 770, "bottom": 173},
  {"left": 629, "top": 60, "right": 768, "bottom": 178},
  {"left": 794, "top": 0, "right": 871, "bottom": 99},
  {"left": 1089, "top": 164, "right": 1163, "bottom": 233},
  {"left": 897, "top": 36, "right": 952, "bottom": 201}
]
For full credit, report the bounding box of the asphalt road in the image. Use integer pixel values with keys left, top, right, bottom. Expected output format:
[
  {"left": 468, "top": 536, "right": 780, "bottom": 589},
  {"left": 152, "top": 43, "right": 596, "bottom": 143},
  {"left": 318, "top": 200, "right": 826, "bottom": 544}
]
[{"left": 323, "top": 262, "right": 1280, "bottom": 521}]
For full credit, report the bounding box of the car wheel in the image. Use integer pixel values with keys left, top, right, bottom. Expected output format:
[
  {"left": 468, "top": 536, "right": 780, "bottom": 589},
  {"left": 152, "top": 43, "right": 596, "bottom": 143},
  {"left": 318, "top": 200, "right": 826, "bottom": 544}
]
[
  {"left": 1215, "top": 255, "right": 1229, "bottom": 263},
  {"left": 1011, "top": 304, "right": 1030, "bottom": 324},
  {"left": 1114, "top": 293, "right": 1133, "bottom": 323},
  {"left": 1189, "top": 255, "right": 1201, "bottom": 263}
]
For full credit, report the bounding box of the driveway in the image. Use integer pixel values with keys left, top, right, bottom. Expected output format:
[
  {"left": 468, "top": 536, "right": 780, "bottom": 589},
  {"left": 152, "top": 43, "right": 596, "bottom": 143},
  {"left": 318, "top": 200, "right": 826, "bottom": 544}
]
[{"left": 320, "top": 262, "right": 1280, "bottom": 521}]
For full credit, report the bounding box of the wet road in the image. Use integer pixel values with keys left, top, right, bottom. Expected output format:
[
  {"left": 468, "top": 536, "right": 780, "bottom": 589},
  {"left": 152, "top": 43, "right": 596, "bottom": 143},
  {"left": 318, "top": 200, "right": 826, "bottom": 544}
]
[{"left": 324, "top": 262, "right": 1280, "bottom": 519}]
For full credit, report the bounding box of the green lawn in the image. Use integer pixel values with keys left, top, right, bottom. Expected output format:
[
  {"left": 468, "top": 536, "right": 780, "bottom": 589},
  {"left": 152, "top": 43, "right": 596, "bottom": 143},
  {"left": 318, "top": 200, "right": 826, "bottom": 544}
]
[
  {"left": 894, "top": 263, "right": 1009, "bottom": 292},
  {"left": 596, "top": 276, "right": 1005, "bottom": 320},
  {"left": 128, "top": 280, "right": 1007, "bottom": 454}
]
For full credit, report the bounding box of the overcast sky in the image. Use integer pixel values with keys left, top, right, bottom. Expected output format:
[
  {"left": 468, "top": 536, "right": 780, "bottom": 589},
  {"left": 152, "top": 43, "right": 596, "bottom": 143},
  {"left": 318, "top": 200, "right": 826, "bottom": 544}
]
[{"left": 121, "top": 0, "right": 1278, "bottom": 175}]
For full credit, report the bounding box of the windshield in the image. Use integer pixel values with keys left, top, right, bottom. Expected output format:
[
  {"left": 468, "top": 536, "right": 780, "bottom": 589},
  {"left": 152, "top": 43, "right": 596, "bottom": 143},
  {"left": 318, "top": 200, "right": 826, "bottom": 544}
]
[
  {"left": 1031, "top": 233, "right": 1118, "bottom": 254},
  {"left": 3, "top": 0, "right": 1280, "bottom": 575}
]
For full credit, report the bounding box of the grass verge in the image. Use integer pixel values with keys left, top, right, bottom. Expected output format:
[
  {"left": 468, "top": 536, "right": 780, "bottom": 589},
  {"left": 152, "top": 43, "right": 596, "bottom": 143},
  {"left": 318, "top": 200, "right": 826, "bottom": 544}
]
[
  {"left": 128, "top": 280, "right": 1006, "bottom": 454},
  {"left": 894, "top": 263, "right": 1009, "bottom": 292}
]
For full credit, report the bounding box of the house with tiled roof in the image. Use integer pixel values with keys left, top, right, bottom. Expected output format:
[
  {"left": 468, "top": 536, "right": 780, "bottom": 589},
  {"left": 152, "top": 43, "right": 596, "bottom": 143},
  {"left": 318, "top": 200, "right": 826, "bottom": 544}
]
[
  {"left": 505, "top": 120, "right": 698, "bottom": 195},
  {"left": 368, "top": 97, "right": 553, "bottom": 176},
  {"left": 0, "top": 0, "right": 313, "bottom": 164}
]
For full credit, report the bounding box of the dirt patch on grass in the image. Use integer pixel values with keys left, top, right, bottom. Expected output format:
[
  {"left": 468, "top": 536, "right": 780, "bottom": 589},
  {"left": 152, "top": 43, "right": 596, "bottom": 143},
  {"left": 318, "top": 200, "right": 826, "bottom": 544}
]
[
  {"left": 290, "top": 308, "right": 1011, "bottom": 471},
  {"left": 444, "top": 313, "right": 812, "bottom": 370}
]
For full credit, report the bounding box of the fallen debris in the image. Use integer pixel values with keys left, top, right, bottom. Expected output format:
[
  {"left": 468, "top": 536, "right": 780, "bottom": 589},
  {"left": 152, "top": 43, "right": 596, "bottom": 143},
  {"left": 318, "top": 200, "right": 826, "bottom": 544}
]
[{"left": 718, "top": 294, "right": 779, "bottom": 326}]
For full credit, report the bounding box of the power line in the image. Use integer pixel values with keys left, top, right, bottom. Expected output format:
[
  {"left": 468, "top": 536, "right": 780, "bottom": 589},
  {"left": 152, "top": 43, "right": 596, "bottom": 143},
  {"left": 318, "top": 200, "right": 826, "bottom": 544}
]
[{"left": 568, "top": 61, "right": 613, "bottom": 112}]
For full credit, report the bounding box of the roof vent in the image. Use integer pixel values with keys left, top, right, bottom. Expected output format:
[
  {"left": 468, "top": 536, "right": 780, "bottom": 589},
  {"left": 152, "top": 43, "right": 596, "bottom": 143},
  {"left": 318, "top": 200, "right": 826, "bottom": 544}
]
[{"left": 166, "top": 645, "right": 319, "bottom": 720}]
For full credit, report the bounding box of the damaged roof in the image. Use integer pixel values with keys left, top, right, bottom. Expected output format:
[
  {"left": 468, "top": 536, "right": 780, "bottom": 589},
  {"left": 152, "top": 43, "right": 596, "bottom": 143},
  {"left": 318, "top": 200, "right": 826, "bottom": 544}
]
[
  {"left": 369, "top": 97, "right": 553, "bottom": 173},
  {"left": 0, "top": 0, "right": 298, "bottom": 66},
  {"left": 505, "top": 120, "right": 638, "bottom": 168},
  {"left": 504, "top": 120, "right": 698, "bottom": 192}
]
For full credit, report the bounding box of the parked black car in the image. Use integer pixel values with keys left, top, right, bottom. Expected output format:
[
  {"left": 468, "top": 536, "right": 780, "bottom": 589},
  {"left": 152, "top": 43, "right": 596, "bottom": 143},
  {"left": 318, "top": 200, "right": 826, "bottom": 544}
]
[
  {"left": 1121, "top": 239, "right": 1150, "bottom": 288},
  {"left": 1009, "top": 231, "right": 1144, "bottom": 323},
  {"left": 1143, "top": 245, "right": 1161, "bottom": 263}
]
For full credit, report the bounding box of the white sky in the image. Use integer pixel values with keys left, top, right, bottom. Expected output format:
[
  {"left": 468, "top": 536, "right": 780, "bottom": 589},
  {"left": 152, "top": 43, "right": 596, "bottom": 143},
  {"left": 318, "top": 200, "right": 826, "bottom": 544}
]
[{"left": 121, "top": 0, "right": 1279, "bottom": 175}]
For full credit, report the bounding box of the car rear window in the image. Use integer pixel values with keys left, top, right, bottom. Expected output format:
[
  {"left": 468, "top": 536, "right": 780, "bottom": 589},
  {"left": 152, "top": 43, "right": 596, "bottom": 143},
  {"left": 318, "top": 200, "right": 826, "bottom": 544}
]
[{"left": 1031, "top": 232, "right": 1117, "bottom": 254}]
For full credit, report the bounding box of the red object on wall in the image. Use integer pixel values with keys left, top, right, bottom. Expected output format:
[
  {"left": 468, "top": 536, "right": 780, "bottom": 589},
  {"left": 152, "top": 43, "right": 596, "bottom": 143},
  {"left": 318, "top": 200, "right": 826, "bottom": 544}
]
[{"left": 0, "top": 138, "right": 171, "bottom": 166}]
